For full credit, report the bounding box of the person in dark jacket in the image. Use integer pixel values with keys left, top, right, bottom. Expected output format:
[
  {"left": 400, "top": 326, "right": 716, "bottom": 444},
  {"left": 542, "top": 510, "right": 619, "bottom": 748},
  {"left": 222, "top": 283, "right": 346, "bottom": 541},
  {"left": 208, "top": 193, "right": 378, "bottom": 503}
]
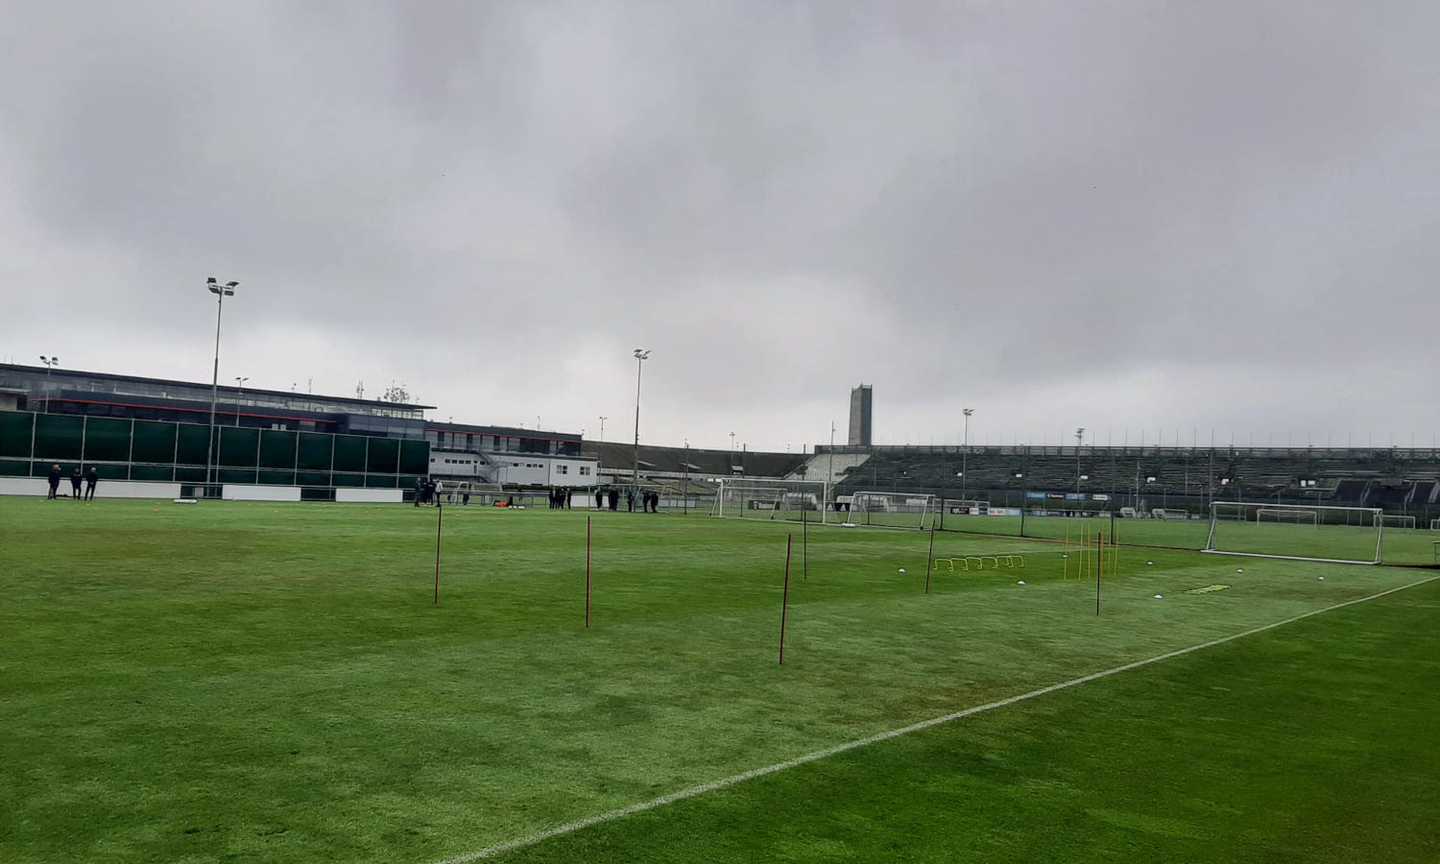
[
  {"left": 608, "top": 488, "right": 619, "bottom": 511},
  {"left": 595, "top": 488, "right": 604, "bottom": 510},
  {"left": 85, "top": 466, "right": 98, "bottom": 501},
  {"left": 626, "top": 489, "right": 635, "bottom": 512},
  {"left": 414, "top": 476, "right": 425, "bottom": 507},
  {"left": 70, "top": 467, "right": 83, "bottom": 500}
]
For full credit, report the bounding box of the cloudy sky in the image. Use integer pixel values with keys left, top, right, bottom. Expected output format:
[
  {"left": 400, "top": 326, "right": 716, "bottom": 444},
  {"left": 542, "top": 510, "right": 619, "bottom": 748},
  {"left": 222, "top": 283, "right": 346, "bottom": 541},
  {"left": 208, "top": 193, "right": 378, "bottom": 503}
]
[{"left": 2, "top": 2, "right": 1437, "bottom": 451}]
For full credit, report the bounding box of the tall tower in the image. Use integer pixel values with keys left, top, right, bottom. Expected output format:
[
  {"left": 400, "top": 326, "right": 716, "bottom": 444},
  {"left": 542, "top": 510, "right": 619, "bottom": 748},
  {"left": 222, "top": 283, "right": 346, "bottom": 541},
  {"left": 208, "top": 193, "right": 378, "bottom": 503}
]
[{"left": 848, "top": 384, "right": 872, "bottom": 447}]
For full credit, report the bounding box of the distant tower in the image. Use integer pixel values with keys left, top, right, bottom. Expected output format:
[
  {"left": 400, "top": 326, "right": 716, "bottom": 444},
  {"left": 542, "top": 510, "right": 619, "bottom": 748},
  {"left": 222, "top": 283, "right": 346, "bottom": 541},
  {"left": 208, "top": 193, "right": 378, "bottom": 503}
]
[{"left": 848, "top": 384, "right": 873, "bottom": 447}]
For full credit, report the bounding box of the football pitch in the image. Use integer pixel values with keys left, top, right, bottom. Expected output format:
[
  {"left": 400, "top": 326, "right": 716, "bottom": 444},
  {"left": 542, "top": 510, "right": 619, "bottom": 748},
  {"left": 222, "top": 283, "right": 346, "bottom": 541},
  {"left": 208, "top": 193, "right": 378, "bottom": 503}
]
[{"left": 3, "top": 498, "right": 1438, "bottom": 863}]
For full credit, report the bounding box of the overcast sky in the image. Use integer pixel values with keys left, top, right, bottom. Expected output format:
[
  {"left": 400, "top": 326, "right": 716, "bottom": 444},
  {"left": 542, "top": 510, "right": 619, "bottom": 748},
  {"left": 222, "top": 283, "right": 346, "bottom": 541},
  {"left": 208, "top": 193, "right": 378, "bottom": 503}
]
[{"left": 2, "top": 2, "right": 1437, "bottom": 451}]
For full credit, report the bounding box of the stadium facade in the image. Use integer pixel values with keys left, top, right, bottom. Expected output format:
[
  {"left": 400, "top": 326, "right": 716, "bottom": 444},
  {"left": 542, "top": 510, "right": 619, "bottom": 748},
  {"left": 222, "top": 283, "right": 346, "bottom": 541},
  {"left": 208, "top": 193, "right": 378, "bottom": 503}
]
[{"left": 0, "top": 363, "right": 599, "bottom": 499}]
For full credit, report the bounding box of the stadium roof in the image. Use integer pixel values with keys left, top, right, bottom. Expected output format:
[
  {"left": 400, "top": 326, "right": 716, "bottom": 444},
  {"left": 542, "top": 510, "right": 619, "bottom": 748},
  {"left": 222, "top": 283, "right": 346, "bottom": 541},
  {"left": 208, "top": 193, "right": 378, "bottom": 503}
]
[{"left": 0, "top": 362, "right": 436, "bottom": 411}]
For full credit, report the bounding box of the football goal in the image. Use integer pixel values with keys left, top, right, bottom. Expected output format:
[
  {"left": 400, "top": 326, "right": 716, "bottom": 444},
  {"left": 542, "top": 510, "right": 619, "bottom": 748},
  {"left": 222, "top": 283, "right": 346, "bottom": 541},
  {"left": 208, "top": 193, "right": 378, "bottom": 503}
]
[
  {"left": 710, "top": 478, "right": 829, "bottom": 524},
  {"left": 1432, "top": 518, "right": 1440, "bottom": 531},
  {"left": 846, "top": 491, "right": 937, "bottom": 530},
  {"left": 1204, "top": 501, "right": 1382, "bottom": 564},
  {"left": 1382, "top": 514, "right": 1417, "bottom": 530}
]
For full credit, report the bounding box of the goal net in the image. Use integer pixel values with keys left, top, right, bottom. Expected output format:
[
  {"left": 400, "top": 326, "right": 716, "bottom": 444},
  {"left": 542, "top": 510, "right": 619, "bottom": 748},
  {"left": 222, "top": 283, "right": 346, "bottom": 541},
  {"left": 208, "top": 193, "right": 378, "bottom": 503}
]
[
  {"left": 710, "top": 478, "right": 829, "bottom": 524},
  {"left": 1205, "top": 501, "right": 1382, "bottom": 564},
  {"left": 1382, "top": 514, "right": 1417, "bottom": 530},
  {"left": 845, "top": 491, "right": 937, "bottom": 530}
]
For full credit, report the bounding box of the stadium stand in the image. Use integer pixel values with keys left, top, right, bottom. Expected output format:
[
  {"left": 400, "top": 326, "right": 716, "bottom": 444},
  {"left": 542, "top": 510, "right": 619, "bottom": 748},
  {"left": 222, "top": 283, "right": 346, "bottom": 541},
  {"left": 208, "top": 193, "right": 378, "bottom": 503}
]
[
  {"left": 581, "top": 441, "right": 806, "bottom": 480},
  {"left": 821, "top": 445, "right": 1440, "bottom": 519}
]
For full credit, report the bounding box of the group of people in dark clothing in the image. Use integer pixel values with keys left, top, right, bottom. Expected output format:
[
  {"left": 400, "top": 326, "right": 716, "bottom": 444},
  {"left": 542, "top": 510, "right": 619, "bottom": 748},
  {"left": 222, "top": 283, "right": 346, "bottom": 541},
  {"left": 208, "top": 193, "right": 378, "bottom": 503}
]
[
  {"left": 47, "top": 464, "right": 98, "bottom": 501},
  {"left": 548, "top": 487, "right": 576, "bottom": 509},
  {"left": 413, "top": 476, "right": 470, "bottom": 507},
  {"left": 591, "top": 486, "right": 661, "bottom": 512}
]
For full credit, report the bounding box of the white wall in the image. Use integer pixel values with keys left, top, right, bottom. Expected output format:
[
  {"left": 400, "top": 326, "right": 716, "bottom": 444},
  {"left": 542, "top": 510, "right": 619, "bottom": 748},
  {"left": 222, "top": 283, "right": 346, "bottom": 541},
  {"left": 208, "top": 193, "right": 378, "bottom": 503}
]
[
  {"left": 0, "top": 478, "right": 182, "bottom": 499},
  {"left": 222, "top": 485, "right": 301, "bottom": 502},
  {"left": 336, "top": 488, "right": 403, "bottom": 503},
  {"left": 547, "top": 457, "right": 599, "bottom": 488}
]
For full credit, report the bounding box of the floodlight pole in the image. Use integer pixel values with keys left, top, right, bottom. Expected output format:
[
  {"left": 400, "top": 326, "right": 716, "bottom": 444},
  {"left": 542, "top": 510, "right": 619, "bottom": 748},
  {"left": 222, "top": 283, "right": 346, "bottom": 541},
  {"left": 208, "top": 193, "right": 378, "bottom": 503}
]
[
  {"left": 234, "top": 376, "right": 250, "bottom": 426},
  {"left": 598, "top": 416, "right": 607, "bottom": 442},
  {"left": 1075, "top": 427, "right": 1085, "bottom": 495},
  {"left": 828, "top": 421, "right": 836, "bottom": 509},
  {"left": 204, "top": 277, "right": 239, "bottom": 492},
  {"left": 39, "top": 355, "right": 59, "bottom": 413},
  {"left": 961, "top": 408, "right": 974, "bottom": 500},
  {"left": 631, "top": 348, "right": 650, "bottom": 493}
]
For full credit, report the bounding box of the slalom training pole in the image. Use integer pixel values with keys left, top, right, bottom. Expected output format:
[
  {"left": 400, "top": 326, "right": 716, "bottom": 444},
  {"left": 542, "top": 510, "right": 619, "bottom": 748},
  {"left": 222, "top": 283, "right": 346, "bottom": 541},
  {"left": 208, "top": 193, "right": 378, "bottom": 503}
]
[
  {"left": 778, "top": 534, "right": 793, "bottom": 665},
  {"left": 585, "top": 515, "right": 593, "bottom": 628},
  {"left": 433, "top": 501, "right": 443, "bottom": 606},
  {"left": 802, "top": 508, "right": 809, "bottom": 582},
  {"left": 924, "top": 524, "right": 935, "bottom": 594},
  {"left": 1095, "top": 530, "right": 1102, "bottom": 616}
]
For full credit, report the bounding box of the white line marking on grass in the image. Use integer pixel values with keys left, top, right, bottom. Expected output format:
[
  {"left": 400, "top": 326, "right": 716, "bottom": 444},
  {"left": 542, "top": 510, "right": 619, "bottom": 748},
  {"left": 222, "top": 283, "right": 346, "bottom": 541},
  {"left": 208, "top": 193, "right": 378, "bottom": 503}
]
[{"left": 435, "top": 575, "right": 1439, "bottom": 864}]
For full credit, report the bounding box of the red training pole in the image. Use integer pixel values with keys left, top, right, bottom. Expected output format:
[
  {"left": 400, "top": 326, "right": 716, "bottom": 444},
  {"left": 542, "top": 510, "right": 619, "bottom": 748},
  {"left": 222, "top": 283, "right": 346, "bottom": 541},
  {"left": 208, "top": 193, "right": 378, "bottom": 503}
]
[
  {"left": 778, "top": 534, "right": 793, "bottom": 665},
  {"left": 433, "top": 502, "right": 443, "bottom": 606},
  {"left": 585, "top": 516, "right": 593, "bottom": 628}
]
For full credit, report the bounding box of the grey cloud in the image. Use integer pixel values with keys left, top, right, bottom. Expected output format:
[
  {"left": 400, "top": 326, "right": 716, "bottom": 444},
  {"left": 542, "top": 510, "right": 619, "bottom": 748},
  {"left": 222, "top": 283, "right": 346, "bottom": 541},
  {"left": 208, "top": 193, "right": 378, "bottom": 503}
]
[{"left": 2, "top": 1, "right": 1437, "bottom": 450}]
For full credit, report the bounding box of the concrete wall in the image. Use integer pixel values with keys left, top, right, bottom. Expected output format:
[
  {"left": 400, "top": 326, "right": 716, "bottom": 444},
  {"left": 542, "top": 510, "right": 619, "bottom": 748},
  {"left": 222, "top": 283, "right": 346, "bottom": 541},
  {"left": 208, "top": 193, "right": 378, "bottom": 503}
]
[
  {"left": 222, "top": 485, "right": 301, "bottom": 502},
  {"left": 335, "top": 488, "right": 403, "bottom": 503},
  {"left": 0, "top": 478, "right": 181, "bottom": 498}
]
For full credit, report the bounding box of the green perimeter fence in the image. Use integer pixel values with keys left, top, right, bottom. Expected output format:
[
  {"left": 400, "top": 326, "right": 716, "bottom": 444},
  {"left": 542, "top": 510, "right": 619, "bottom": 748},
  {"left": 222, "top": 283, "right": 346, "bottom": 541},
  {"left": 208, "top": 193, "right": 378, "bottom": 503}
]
[{"left": 0, "top": 411, "right": 428, "bottom": 491}]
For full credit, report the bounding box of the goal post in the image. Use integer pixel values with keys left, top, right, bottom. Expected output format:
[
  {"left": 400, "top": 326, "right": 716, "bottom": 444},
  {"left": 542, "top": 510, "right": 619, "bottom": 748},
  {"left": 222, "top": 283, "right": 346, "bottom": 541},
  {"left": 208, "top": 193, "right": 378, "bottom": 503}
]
[
  {"left": 1381, "top": 514, "right": 1417, "bottom": 530},
  {"left": 1204, "top": 501, "right": 1383, "bottom": 564},
  {"left": 711, "top": 478, "right": 829, "bottom": 524},
  {"left": 847, "top": 491, "right": 937, "bottom": 530}
]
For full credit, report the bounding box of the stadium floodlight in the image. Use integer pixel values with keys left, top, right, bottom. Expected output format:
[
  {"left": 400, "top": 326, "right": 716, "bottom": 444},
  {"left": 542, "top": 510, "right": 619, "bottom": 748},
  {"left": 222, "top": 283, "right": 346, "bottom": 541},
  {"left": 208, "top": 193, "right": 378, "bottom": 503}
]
[
  {"left": 961, "top": 408, "right": 974, "bottom": 499},
  {"left": 204, "top": 276, "right": 240, "bottom": 496},
  {"left": 631, "top": 349, "right": 651, "bottom": 492},
  {"left": 38, "top": 355, "right": 60, "bottom": 413},
  {"left": 233, "top": 376, "right": 250, "bottom": 426},
  {"left": 597, "top": 416, "right": 607, "bottom": 441}
]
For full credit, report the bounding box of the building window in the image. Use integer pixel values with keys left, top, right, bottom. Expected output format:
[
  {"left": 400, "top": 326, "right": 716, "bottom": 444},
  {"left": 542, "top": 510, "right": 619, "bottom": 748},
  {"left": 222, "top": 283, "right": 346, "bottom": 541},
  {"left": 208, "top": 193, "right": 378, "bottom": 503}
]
[{"left": 557, "top": 465, "right": 568, "bottom": 475}]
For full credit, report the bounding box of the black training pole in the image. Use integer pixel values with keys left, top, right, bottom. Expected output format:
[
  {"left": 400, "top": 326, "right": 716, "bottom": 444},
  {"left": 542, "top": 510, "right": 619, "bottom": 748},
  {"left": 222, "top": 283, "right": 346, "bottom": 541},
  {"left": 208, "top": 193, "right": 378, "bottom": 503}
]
[
  {"left": 778, "top": 534, "right": 793, "bottom": 665},
  {"left": 585, "top": 516, "right": 593, "bottom": 628},
  {"left": 802, "top": 508, "right": 809, "bottom": 582},
  {"left": 1095, "top": 530, "right": 1102, "bottom": 616},
  {"left": 433, "top": 502, "right": 443, "bottom": 606},
  {"left": 924, "top": 524, "right": 935, "bottom": 594}
]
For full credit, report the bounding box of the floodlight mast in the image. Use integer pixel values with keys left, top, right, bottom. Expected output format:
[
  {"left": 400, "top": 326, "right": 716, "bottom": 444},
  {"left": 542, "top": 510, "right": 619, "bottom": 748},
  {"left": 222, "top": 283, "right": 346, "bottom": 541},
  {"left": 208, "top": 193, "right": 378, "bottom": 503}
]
[
  {"left": 204, "top": 277, "right": 239, "bottom": 494},
  {"left": 961, "top": 408, "right": 974, "bottom": 499},
  {"left": 39, "top": 355, "right": 60, "bottom": 413},
  {"left": 234, "top": 376, "right": 250, "bottom": 425},
  {"left": 631, "top": 348, "right": 650, "bottom": 493}
]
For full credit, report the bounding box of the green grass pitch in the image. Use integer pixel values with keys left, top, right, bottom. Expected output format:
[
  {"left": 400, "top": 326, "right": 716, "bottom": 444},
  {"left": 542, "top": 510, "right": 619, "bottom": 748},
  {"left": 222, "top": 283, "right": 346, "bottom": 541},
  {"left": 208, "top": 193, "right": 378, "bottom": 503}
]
[{"left": 2, "top": 498, "right": 1437, "bottom": 863}]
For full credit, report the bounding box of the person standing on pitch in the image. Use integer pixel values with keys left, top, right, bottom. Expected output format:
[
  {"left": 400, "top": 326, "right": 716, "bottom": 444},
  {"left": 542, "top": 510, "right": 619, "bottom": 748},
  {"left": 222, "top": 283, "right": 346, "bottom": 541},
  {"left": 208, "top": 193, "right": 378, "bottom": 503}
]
[
  {"left": 47, "top": 464, "right": 61, "bottom": 499},
  {"left": 626, "top": 489, "right": 634, "bottom": 512},
  {"left": 595, "top": 487, "right": 604, "bottom": 509},
  {"left": 70, "top": 466, "right": 83, "bottom": 500},
  {"left": 414, "top": 476, "right": 424, "bottom": 507},
  {"left": 84, "top": 465, "right": 98, "bottom": 501},
  {"left": 608, "top": 488, "right": 619, "bottom": 511}
]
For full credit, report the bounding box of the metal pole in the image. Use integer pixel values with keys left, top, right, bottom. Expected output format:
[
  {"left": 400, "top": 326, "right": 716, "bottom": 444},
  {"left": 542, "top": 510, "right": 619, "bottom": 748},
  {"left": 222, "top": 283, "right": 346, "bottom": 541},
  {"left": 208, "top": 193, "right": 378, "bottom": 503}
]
[
  {"left": 631, "top": 352, "right": 647, "bottom": 492},
  {"left": 206, "top": 290, "right": 224, "bottom": 491},
  {"left": 778, "top": 534, "right": 793, "bottom": 665}
]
